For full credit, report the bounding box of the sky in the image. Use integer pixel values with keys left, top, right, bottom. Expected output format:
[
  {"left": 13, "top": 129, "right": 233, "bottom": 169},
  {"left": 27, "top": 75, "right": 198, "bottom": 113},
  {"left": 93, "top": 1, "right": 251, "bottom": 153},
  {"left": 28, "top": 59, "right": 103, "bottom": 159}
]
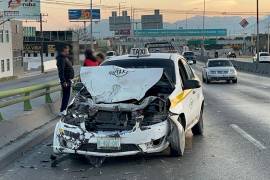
[{"left": 31, "top": 0, "right": 270, "bottom": 30}]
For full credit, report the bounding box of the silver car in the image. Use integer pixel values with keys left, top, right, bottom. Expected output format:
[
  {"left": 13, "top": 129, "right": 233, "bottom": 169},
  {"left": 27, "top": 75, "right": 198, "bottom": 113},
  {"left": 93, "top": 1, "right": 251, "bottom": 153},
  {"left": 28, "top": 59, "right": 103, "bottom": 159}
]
[{"left": 202, "top": 59, "right": 237, "bottom": 84}]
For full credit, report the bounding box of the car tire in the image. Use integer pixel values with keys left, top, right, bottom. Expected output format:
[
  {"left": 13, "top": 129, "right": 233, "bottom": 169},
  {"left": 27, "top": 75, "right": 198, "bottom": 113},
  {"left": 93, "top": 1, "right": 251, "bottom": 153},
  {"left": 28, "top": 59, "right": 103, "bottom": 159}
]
[
  {"left": 193, "top": 60, "right": 197, "bottom": 64},
  {"left": 232, "top": 79, "right": 238, "bottom": 84},
  {"left": 226, "top": 80, "right": 231, "bottom": 84},
  {"left": 205, "top": 77, "right": 210, "bottom": 84},
  {"left": 202, "top": 75, "right": 206, "bottom": 83},
  {"left": 191, "top": 107, "right": 204, "bottom": 136},
  {"left": 170, "top": 121, "right": 185, "bottom": 157}
]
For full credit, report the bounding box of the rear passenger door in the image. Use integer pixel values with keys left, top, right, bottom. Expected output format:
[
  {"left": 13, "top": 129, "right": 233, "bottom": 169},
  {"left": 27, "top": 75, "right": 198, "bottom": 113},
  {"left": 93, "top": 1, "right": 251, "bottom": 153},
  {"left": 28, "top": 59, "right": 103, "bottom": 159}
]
[{"left": 178, "top": 59, "right": 198, "bottom": 127}]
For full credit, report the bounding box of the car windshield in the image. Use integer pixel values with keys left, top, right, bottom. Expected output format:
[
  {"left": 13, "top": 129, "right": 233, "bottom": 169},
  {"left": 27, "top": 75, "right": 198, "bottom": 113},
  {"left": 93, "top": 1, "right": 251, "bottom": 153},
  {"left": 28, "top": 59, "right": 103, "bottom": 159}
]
[
  {"left": 184, "top": 52, "right": 194, "bottom": 56},
  {"left": 208, "top": 60, "right": 232, "bottom": 67},
  {"left": 102, "top": 59, "right": 176, "bottom": 83},
  {"left": 260, "top": 53, "right": 270, "bottom": 57},
  {"left": 106, "top": 52, "right": 115, "bottom": 56}
]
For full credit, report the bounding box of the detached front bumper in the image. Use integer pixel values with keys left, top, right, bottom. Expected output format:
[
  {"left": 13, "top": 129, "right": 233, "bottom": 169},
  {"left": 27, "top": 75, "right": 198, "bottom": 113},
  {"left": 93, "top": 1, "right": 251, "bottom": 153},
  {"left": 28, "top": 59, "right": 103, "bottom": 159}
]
[{"left": 53, "top": 120, "right": 170, "bottom": 157}]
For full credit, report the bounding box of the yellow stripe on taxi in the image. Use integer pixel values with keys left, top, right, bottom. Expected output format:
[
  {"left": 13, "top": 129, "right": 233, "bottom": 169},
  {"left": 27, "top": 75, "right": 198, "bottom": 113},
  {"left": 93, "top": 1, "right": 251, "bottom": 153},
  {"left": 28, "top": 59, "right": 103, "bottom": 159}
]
[{"left": 170, "top": 89, "right": 192, "bottom": 108}]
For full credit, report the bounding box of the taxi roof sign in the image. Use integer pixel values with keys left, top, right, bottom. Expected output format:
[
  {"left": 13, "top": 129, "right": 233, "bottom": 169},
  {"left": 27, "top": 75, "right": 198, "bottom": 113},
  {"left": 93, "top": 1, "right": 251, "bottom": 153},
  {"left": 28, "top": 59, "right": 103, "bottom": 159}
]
[{"left": 129, "top": 48, "right": 150, "bottom": 57}]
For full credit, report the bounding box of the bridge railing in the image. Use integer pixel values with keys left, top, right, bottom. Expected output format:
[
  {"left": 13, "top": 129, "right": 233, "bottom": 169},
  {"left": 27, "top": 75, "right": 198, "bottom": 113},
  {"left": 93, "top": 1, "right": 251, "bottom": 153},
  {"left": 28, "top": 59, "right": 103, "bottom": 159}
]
[{"left": 0, "top": 78, "right": 79, "bottom": 121}]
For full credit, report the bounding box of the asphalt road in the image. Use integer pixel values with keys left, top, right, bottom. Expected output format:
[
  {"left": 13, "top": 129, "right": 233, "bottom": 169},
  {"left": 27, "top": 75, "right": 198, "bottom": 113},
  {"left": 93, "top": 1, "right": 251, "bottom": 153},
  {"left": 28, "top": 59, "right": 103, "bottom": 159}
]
[{"left": 1, "top": 63, "right": 270, "bottom": 180}]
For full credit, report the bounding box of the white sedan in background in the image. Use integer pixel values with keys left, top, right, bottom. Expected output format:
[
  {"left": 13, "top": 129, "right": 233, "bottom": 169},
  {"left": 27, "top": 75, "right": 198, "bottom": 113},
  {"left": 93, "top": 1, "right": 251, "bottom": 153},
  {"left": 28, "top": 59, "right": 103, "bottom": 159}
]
[
  {"left": 253, "top": 52, "right": 270, "bottom": 63},
  {"left": 202, "top": 59, "right": 238, "bottom": 84}
]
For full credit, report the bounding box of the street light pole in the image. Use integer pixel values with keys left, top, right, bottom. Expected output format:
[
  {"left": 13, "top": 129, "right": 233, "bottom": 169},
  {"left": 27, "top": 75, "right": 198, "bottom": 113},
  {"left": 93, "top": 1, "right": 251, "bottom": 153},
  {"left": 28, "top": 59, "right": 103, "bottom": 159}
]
[
  {"left": 39, "top": 13, "right": 44, "bottom": 73},
  {"left": 90, "top": 0, "right": 93, "bottom": 49},
  {"left": 256, "top": 0, "right": 260, "bottom": 65}
]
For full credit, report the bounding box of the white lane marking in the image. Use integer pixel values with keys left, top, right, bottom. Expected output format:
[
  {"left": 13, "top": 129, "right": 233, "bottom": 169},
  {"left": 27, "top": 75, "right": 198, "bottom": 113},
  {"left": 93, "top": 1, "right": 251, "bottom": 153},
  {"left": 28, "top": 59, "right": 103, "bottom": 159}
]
[{"left": 230, "top": 124, "right": 267, "bottom": 150}]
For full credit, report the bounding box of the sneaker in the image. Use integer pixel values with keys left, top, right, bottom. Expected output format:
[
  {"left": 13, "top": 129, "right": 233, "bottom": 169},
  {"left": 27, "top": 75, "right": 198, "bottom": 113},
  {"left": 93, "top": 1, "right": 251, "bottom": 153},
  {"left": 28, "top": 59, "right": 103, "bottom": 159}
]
[{"left": 58, "top": 110, "right": 67, "bottom": 116}]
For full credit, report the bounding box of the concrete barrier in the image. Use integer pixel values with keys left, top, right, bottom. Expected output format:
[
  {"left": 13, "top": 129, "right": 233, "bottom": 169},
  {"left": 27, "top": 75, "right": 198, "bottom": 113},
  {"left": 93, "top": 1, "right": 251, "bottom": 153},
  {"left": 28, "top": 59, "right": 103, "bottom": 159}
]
[
  {"left": 197, "top": 56, "right": 270, "bottom": 77},
  {"left": 231, "top": 60, "right": 270, "bottom": 77}
]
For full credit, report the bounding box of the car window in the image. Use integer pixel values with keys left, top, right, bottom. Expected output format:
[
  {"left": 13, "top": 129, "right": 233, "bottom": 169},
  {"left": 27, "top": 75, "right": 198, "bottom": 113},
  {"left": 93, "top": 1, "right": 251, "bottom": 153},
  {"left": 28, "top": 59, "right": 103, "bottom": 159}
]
[
  {"left": 182, "top": 59, "right": 195, "bottom": 79},
  {"left": 208, "top": 60, "right": 232, "bottom": 67},
  {"left": 260, "top": 53, "right": 270, "bottom": 57},
  {"left": 178, "top": 59, "right": 192, "bottom": 85},
  {"left": 183, "top": 52, "right": 194, "bottom": 56},
  {"left": 102, "top": 58, "right": 176, "bottom": 83}
]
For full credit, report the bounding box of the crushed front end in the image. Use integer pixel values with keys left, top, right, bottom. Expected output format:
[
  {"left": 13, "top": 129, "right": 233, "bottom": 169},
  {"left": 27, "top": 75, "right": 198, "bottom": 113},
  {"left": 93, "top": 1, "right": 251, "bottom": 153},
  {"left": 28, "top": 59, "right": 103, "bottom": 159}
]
[{"left": 53, "top": 66, "right": 174, "bottom": 157}]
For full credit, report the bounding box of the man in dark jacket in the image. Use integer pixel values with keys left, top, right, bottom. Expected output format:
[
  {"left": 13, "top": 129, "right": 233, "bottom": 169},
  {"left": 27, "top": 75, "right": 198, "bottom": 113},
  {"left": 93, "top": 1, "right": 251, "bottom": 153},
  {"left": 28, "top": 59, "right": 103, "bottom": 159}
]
[{"left": 56, "top": 45, "right": 74, "bottom": 116}]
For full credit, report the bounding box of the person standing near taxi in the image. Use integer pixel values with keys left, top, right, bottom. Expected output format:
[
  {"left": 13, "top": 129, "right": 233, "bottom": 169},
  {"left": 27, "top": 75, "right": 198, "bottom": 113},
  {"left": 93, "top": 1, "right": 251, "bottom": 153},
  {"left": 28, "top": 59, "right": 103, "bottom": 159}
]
[
  {"left": 56, "top": 45, "right": 74, "bottom": 116},
  {"left": 83, "top": 49, "right": 99, "bottom": 67},
  {"left": 96, "top": 52, "right": 105, "bottom": 64}
]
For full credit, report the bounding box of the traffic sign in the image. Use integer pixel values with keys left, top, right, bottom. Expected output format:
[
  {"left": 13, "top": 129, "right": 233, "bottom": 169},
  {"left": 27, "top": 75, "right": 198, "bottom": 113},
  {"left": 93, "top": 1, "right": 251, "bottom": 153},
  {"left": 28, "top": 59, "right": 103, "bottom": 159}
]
[{"left": 240, "top": 19, "right": 249, "bottom": 28}]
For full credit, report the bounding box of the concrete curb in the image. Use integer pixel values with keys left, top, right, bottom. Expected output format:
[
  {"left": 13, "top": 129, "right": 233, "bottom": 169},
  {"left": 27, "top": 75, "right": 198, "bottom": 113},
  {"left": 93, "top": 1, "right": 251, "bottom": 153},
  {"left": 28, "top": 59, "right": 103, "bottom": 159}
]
[
  {"left": 0, "top": 118, "right": 57, "bottom": 170},
  {"left": 0, "top": 101, "right": 60, "bottom": 170}
]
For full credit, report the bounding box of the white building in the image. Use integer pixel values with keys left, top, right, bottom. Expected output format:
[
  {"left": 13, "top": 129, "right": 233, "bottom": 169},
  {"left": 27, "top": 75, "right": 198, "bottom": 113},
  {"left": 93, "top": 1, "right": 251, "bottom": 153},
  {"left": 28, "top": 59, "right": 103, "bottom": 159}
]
[
  {"left": 0, "top": 21, "right": 13, "bottom": 78},
  {"left": 0, "top": 20, "right": 23, "bottom": 79}
]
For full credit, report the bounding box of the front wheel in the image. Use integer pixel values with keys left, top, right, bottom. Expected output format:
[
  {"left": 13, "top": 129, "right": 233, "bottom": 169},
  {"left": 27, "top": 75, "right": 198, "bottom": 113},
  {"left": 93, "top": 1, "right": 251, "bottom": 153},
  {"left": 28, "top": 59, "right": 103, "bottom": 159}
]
[
  {"left": 202, "top": 74, "right": 206, "bottom": 83},
  {"left": 232, "top": 79, "right": 238, "bottom": 84},
  {"left": 205, "top": 77, "right": 210, "bottom": 84},
  {"left": 170, "top": 122, "right": 185, "bottom": 157},
  {"left": 192, "top": 107, "right": 204, "bottom": 136}
]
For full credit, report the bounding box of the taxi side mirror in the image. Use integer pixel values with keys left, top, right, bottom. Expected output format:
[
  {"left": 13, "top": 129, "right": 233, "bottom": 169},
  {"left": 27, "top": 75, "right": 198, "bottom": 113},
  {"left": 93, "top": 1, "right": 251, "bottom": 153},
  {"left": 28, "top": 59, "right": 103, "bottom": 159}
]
[{"left": 183, "top": 80, "right": 201, "bottom": 90}]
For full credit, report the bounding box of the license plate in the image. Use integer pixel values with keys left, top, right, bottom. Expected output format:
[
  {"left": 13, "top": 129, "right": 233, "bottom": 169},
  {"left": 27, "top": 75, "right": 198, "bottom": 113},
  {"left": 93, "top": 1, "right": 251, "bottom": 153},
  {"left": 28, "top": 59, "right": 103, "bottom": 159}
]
[{"left": 97, "top": 137, "right": 121, "bottom": 150}]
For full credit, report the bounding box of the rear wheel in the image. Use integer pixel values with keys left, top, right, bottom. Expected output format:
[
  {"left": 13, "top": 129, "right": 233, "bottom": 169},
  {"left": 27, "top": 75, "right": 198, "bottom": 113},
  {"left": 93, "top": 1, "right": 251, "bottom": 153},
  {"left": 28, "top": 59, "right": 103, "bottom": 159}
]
[
  {"left": 192, "top": 107, "right": 204, "bottom": 136},
  {"left": 170, "top": 121, "right": 185, "bottom": 157}
]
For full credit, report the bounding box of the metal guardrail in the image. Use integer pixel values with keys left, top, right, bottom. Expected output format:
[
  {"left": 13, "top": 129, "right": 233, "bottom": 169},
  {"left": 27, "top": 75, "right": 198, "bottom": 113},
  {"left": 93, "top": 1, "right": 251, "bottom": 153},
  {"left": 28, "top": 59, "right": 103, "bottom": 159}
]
[
  {"left": 0, "top": 81, "right": 60, "bottom": 121},
  {"left": 0, "top": 78, "right": 79, "bottom": 121}
]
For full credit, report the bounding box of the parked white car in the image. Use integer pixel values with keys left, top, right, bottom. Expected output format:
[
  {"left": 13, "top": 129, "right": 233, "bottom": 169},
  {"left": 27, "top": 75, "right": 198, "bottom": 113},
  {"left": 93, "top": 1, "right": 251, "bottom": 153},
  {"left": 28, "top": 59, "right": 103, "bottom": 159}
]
[
  {"left": 253, "top": 52, "right": 270, "bottom": 63},
  {"left": 106, "top": 51, "right": 117, "bottom": 59},
  {"left": 202, "top": 59, "right": 237, "bottom": 84},
  {"left": 53, "top": 48, "right": 204, "bottom": 161}
]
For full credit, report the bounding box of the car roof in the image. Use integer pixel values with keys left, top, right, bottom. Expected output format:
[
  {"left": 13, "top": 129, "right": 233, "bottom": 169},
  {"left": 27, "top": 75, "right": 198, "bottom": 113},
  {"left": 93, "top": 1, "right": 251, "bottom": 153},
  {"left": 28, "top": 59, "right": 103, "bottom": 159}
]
[
  {"left": 107, "top": 53, "right": 181, "bottom": 62},
  {"left": 208, "top": 58, "right": 231, "bottom": 61}
]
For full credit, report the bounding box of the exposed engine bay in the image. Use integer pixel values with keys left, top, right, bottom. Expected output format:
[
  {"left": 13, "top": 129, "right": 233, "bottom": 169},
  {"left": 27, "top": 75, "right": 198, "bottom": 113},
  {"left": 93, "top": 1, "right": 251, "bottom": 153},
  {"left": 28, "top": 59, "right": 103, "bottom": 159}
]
[{"left": 64, "top": 76, "right": 173, "bottom": 132}]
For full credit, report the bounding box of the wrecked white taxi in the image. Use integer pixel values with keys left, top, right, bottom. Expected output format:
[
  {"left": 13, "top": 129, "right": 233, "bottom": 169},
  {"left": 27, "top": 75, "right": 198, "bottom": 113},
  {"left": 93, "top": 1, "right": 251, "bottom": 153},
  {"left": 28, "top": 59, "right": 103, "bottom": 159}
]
[{"left": 53, "top": 49, "right": 204, "bottom": 158}]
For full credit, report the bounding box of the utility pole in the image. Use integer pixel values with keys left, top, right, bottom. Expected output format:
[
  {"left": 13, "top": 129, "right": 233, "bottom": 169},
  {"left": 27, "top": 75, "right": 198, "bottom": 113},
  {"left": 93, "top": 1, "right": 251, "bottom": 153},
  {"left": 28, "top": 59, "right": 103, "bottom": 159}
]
[
  {"left": 40, "top": 13, "right": 44, "bottom": 73},
  {"left": 256, "top": 0, "right": 260, "bottom": 65},
  {"left": 267, "top": 16, "right": 270, "bottom": 53},
  {"left": 119, "top": 3, "right": 121, "bottom": 17},
  {"left": 186, "top": 14, "right": 188, "bottom": 29},
  {"left": 131, "top": 6, "right": 133, "bottom": 38},
  {"left": 201, "top": 0, "right": 206, "bottom": 57},
  {"left": 90, "top": 0, "right": 93, "bottom": 49}
]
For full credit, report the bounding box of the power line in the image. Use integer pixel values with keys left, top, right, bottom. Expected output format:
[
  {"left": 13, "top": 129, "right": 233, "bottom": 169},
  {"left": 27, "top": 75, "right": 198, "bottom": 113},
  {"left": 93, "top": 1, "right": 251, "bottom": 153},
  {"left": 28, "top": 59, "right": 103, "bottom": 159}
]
[{"left": 39, "top": 0, "right": 270, "bottom": 16}]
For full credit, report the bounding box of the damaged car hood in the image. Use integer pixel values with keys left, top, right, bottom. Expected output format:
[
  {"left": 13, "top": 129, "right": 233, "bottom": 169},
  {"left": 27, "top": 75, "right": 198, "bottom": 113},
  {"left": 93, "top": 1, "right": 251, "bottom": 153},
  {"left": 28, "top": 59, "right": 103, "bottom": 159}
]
[{"left": 80, "top": 66, "right": 163, "bottom": 103}]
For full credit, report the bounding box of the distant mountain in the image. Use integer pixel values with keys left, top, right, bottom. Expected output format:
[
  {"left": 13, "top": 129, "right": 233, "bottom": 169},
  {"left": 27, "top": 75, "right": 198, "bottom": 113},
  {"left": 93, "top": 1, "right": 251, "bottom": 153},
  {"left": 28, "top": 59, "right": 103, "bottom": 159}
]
[{"left": 88, "top": 16, "right": 270, "bottom": 38}]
